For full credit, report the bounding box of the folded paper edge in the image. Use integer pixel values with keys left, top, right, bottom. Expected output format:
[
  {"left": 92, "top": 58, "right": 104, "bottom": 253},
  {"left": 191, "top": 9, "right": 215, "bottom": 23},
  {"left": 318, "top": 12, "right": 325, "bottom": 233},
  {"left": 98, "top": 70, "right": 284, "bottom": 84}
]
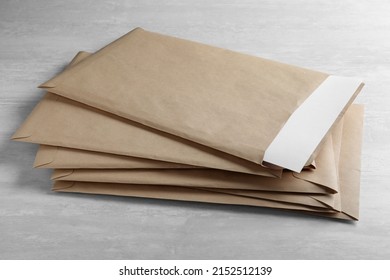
[
  {"left": 53, "top": 181, "right": 351, "bottom": 219},
  {"left": 339, "top": 104, "right": 364, "bottom": 220},
  {"left": 52, "top": 181, "right": 76, "bottom": 191},
  {"left": 51, "top": 169, "right": 75, "bottom": 180},
  {"left": 203, "top": 188, "right": 330, "bottom": 210}
]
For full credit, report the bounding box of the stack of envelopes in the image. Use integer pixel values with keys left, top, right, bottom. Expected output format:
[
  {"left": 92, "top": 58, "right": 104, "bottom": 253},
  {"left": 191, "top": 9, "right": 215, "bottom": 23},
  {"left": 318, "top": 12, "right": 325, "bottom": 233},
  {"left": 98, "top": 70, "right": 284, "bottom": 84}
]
[{"left": 12, "top": 28, "right": 365, "bottom": 220}]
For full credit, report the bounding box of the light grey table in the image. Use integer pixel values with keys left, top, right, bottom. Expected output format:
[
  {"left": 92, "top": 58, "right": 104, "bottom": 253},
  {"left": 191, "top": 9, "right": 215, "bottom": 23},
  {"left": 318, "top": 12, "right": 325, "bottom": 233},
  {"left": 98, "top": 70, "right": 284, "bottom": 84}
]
[{"left": 1, "top": 0, "right": 389, "bottom": 259}]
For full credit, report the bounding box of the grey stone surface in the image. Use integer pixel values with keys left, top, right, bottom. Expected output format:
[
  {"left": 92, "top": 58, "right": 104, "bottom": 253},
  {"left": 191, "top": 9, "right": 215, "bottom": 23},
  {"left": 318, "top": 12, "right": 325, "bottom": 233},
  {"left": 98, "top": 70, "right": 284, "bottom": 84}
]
[{"left": 0, "top": 0, "right": 389, "bottom": 259}]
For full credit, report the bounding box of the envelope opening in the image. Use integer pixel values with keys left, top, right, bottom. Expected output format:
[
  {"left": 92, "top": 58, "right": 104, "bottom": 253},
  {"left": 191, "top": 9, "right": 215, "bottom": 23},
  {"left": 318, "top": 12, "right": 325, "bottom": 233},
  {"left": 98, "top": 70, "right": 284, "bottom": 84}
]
[{"left": 263, "top": 76, "right": 364, "bottom": 173}]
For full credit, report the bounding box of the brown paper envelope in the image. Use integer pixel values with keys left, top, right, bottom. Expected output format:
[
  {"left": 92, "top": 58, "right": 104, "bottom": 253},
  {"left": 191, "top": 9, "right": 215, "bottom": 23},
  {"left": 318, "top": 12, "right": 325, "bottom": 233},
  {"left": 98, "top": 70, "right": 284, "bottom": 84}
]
[
  {"left": 51, "top": 118, "right": 343, "bottom": 194},
  {"left": 52, "top": 169, "right": 333, "bottom": 194},
  {"left": 12, "top": 92, "right": 280, "bottom": 177},
  {"left": 49, "top": 122, "right": 340, "bottom": 207},
  {"left": 53, "top": 181, "right": 355, "bottom": 220},
  {"left": 36, "top": 107, "right": 343, "bottom": 197},
  {"left": 51, "top": 105, "right": 363, "bottom": 220},
  {"left": 25, "top": 46, "right": 342, "bottom": 193},
  {"left": 52, "top": 181, "right": 335, "bottom": 213},
  {"left": 40, "top": 28, "right": 364, "bottom": 172},
  {"left": 34, "top": 145, "right": 197, "bottom": 169},
  {"left": 52, "top": 104, "right": 361, "bottom": 212}
]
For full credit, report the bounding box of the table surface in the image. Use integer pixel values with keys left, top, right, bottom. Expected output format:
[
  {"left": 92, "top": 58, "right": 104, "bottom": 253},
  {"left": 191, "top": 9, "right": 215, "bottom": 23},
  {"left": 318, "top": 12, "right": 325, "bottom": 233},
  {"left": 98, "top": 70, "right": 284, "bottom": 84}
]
[{"left": 1, "top": 0, "right": 389, "bottom": 259}]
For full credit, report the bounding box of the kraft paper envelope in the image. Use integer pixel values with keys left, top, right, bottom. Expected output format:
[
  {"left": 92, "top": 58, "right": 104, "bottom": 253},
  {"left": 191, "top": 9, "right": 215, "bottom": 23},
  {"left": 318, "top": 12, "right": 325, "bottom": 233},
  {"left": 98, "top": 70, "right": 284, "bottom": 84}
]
[
  {"left": 12, "top": 47, "right": 343, "bottom": 195},
  {"left": 53, "top": 182, "right": 336, "bottom": 213},
  {"left": 52, "top": 182, "right": 352, "bottom": 220},
  {"left": 51, "top": 115, "right": 344, "bottom": 194},
  {"left": 14, "top": 51, "right": 342, "bottom": 194},
  {"left": 40, "top": 27, "right": 364, "bottom": 172},
  {"left": 52, "top": 104, "right": 361, "bottom": 211},
  {"left": 54, "top": 182, "right": 340, "bottom": 213},
  {"left": 52, "top": 104, "right": 363, "bottom": 220},
  {"left": 34, "top": 145, "right": 197, "bottom": 169},
  {"left": 50, "top": 114, "right": 344, "bottom": 210},
  {"left": 13, "top": 52, "right": 280, "bottom": 177},
  {"left": 12, "top": 92, "right": 281, "bottom": 177},
  {"left": 49, "top": 120, "right": 346, "bottom": 208}
]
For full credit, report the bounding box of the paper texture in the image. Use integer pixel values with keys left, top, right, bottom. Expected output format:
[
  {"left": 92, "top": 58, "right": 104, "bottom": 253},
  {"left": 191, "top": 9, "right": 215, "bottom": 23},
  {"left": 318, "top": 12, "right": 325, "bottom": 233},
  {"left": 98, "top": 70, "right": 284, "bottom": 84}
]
[
  {"left": 13, "top": 52, "right": 280, "bottom": 177},
  {"left": 40, "top": 28, "right": 364, "bottom": 171},
  {"left": 52, "top": 104, "right": 364, "bottom": 220}
]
